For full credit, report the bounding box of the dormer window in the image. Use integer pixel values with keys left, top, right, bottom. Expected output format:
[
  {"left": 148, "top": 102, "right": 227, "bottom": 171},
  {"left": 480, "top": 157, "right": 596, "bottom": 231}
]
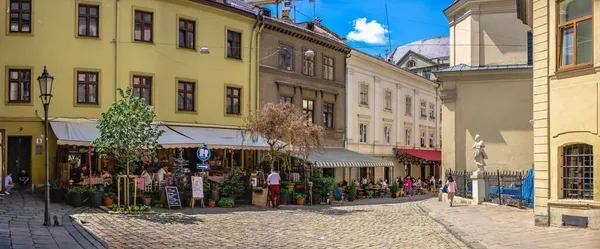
[{"left": 407, "top": 60, "right": 416, "bottom": 68}]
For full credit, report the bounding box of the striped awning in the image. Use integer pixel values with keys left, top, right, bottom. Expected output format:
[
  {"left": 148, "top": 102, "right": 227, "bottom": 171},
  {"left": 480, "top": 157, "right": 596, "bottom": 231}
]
[{"left": 303, "top": 148, "right": 395, "bottom": 168}]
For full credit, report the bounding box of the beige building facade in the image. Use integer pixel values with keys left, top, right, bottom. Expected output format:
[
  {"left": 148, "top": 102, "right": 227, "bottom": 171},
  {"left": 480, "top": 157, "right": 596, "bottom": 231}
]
[
  {"left": 529, "top": 0, "right": 600, "bottom": 229},
  {"left": 436, "top": 0, "right": 533, "bottom": 173},
  {"left": 346, "top": 50, "right": 441, "bottom": 184}
]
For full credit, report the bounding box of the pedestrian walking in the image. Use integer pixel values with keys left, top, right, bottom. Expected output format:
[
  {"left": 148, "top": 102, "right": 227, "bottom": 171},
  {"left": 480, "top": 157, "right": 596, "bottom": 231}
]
[
  {"left": 405, "top": 177, "right": 413, "bottom": 199},
  {"left": 446, "top": 176, "right": 458, "bottom": 207},
  {"left": 267, "top": 168, "right": 281, "bottom": 209}
]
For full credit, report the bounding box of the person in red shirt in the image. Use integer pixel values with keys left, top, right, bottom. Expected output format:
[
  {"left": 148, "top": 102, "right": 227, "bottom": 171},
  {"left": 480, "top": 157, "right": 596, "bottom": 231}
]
[{"left": 405, "top": 176, "right": 413, "bottom": 199}]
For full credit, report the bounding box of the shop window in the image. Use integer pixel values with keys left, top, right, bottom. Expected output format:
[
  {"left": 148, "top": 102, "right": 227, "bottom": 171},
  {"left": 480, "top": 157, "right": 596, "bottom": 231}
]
[
  {"left": 134, "top": 10, "right": 153, "bottom": 42},
  {"left": 179, "top": 19, "right": 195, "bottom": 49},
  {"left": 132, "top": 75, "right": 152, "bottom": 105},
  {"left": 76, "top": 72, "right": 98, "bottom": 104},
  {"left": 227, "top": 30, "right": 242, "bottom": 59},
  {"left": 8, "top": 69, "right": 31, "bottom": 103},
  {"left": 226, "top": 87, "right": 241, "bottom": 115},
  {"left": 561, "top": 144, "right": 594, "bottom": 200},
  {"left": 78, "top": 4, "right": 99, "bottom": 37},
  {"left": 9, "top": 0, "right": 31, "bottom": 33}
]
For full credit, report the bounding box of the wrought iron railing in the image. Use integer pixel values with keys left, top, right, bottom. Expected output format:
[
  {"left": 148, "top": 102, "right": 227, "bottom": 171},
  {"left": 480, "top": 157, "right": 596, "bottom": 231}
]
[
  {"left": 445, "top": 169, "right": 473, "bottom": 198},
  {"left": 485, "top": 170, "right": 530, "bottom": 208}
]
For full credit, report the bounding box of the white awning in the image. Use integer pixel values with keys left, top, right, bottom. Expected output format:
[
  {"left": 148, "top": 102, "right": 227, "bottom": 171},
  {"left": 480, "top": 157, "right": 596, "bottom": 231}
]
[
  {"left": 167, "top": 125, "right": 271, "bottom": 150},
  {"left": 300, "top": 148, "right": 395, "bottom": 168},
  {"left": 50, "top": 121, "right": 201, "bottom": 148}
]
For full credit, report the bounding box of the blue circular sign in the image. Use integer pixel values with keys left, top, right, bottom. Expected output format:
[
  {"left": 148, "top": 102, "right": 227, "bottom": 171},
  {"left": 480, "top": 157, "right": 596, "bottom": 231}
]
[{"left": 197, "top": 146, "right": 211, "bottom": 161}]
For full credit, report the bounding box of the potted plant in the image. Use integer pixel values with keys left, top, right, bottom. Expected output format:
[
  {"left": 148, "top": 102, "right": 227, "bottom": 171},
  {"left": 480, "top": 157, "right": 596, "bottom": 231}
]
[
  {"left": 88, "top": 187, "right": 104, "bottom": 208},
  {"left": 311, "top": 177, "right": 334, "bottom": 204},
  {"left": 252, "top": 187, "right": 264, "bottom": 193},
  {"left": 218, "top": 199, "right": 234, "bottom": 208},
  {"left": 391, "top": 182, "right": 400, "bottom": 198},
  {"left": 219, "top": 175, "right": 245, "bottom": 201},
  {"left": 68, "top": 187, "right": 86, "bottom": 207},
  {"left": 50, "top": 181, "right": 64, "bottom": 203},
  {"left": 348, "top": 184, "right": 357, "bottom": 202},
  {"left": 104, "top": 192, "right": 116, "bottom": 206},
  {"left": 208, "top": 199, "right": 216, "bottom": 208},
  {"left": 295, "top": 193, "right": 306, "bottom": 205},
  {"left": 142, "top": 191, "right": 153, "bottom": 206}
]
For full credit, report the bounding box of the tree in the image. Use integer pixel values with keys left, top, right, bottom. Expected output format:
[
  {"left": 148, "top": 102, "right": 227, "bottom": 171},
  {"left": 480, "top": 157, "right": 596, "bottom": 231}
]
[
  {"left": 92, "top": 87, "right": 164, "bottom": 207},
  {"left": 242, "top": 102, "right": 324, "bottom": 172}
]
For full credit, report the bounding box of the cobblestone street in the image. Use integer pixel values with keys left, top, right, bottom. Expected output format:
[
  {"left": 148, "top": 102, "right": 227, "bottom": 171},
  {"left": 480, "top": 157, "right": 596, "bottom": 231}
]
[{"left": 73, "top": 199, "right": 467, "bottom": 249}]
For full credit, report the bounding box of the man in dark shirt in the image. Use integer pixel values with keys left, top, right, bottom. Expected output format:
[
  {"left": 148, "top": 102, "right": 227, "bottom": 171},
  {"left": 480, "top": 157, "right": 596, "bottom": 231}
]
[{"left": 19, "top": 170, "right": 30, "bottom": 190}]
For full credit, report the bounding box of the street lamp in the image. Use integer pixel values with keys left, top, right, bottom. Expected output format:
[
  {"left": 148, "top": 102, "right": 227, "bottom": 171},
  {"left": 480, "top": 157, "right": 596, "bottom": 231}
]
[
  {"left": 38, "top": 66, "right": 54, "bottom": 226},
  {"left": 304, "top": 49, "right": 315, "bottom": 59}
]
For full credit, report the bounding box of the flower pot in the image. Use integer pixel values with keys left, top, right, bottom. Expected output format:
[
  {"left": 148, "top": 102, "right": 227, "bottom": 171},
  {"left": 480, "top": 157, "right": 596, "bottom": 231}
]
[
  {"left": 50, "top": 188, "right": 63, "bottom": 203},
  {"left": 143, "top": 197, "right": 152, "bottom": 206},
  {"left": 89, "top": 191, "right": 103, "bottom": 208},
  {"left": 209, "top": 201, "right": 216, "bottom": 208},
  {"left": 296, "top": 198, "right": 305, "bottom": 205},
  {"left": 69, "top": 192, "right": 84, "bottom": 207},
  {"left": 104, "top": 197, "right": 113, "bottom": 207}
]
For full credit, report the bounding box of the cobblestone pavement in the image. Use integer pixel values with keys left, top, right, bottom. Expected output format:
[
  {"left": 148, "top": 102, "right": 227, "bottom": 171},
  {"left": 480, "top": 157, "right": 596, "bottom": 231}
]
[
  {"left": 0, "top": 190, "right": 106, "bottom": 249},
  {"left": 420, "top": 198, "right": 600, "bottom": 249},
  {"left": 73, "top": 197, "right": 468, "bottom": 249}
]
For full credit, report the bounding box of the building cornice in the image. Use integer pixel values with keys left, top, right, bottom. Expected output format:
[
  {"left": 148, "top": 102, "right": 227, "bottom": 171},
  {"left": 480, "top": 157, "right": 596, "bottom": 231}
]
[
  {"left": 445, "top": 0, "right": 517, "bottom": 26},
  {"left": 263, "top": 20, "right": 350, "bottom": 54}
]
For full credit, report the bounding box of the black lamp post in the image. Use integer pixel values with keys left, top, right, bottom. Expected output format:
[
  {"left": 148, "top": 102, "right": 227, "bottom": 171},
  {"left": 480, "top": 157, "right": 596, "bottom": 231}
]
[{"left": 38, "top": 66, "right": 54, "bottom": 226}]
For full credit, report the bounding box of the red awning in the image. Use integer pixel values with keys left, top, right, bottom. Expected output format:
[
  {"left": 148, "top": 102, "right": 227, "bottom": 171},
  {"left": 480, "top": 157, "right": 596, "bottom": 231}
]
[{"left": 397, "top": 149, "right": 441, "bottom": 161}]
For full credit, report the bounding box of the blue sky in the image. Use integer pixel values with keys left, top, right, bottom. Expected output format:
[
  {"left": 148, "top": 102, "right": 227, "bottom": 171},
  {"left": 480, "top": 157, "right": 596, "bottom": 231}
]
[{"left": 263, "top": 0, "right": 454, "bottom": 56}]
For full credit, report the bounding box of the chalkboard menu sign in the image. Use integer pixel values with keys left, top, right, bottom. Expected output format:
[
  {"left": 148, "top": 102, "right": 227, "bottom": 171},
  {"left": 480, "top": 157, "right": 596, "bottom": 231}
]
[{"left": 164, "top": 186, "right": 182, "bottom": 209}]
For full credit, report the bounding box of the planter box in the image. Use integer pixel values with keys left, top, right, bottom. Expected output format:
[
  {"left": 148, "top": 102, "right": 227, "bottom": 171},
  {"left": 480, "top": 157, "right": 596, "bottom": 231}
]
[
  {"left": 98, "top": 206, "right": 157, "bottom": 215},
  {"left": 251, "top": 188, "right": 268, "bottom": 206}
]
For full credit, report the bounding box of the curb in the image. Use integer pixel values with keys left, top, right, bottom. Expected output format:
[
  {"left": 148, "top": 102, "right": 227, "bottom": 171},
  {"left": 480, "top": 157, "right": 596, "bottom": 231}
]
[
  {"left": 416, "top": 201, "right": 487, "bottom": 249},
  {"left": 63, "top": 207, "right": 108, "bottom": 249}
]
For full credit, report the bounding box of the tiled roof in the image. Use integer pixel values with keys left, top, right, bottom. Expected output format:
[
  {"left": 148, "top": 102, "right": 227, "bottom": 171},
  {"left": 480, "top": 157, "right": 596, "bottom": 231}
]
[
  {"left": 226, "top": 0, "right": 260, "bottom": 14},
  {"left": 435, "top": 64, "right": 532, "bottom": 73},
  {"left": 265, "top": 17, "right": 349, "bottom": 49},
  {"left": 388, "top": 36, "right": 450, "bottom": 64}
]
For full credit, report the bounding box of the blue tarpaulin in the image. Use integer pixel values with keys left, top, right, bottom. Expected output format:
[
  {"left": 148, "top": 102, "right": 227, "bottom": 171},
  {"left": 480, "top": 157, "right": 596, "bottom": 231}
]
[{"left": 522, "top": 168, "right": 534, "bottom": 208}]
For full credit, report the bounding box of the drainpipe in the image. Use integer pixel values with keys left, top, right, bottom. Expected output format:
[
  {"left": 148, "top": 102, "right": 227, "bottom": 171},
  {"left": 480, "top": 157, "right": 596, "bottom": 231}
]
[
  {"left": 372, "top": 75, "right": 376, "bottom": 155},
  {"left": 413, "top": 89, "right": 417, "bottom": 149},
  {"left": 345, "top": 53, "right": 351, "bottom": 180},
  {"left": 435, "top": 84, "right": 440, "bottom": 151},
  {"left": 248, "top": 13, "right": 262, "bottom": 112},
  {"left": 255, "top": 23, "right": 265, "bottom": 110},
  {"left": 114, "top": 0, "right": 120, "bottom": 102}
]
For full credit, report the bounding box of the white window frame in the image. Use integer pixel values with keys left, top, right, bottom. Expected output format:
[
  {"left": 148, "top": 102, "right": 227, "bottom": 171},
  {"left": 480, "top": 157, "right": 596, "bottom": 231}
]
[
  {"left": 359, "top": 123, "right": 368, "bottom": 144},
  {"left": 405, "top": 128, "right": 411, "bottom": 146},
  {"left": 420, "top": 130, "right": 426, "bottom": 147},
  {"left": 384, "top": 90, "right": 392, "bottom": 110},
  {"left": 429, "top": 132, "right": 435, "bottom": 148},
  {"left": 429, "top": 102, "right": 435, "bottom": 119},
  {"left": 405, "top": 95, "right": 412, "bottom": 116},
  {"left": 384, "top": 126, "right": 391, "bottom": 145},
  {"left": 420, "top": 100, "right": 427, "bottom": 118},
  {"left": 360, "top": 84, "right": 369, "bottom": 106}
]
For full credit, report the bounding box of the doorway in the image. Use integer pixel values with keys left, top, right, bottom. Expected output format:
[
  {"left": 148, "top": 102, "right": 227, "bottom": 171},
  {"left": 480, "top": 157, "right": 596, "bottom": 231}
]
[
  {"left": 7, "top": 136, "right": 32, "bottom": 181},
  {"left": 384, "top": 167, "right": 390, "bottom": 183}
]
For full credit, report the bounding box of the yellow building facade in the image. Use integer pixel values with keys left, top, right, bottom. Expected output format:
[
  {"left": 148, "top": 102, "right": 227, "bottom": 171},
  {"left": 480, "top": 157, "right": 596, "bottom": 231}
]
[
  {"left": 0, "top": 0, "right": 260, "bottom": 185},
  {"left": 531, "top": 0, "right": 600, "bottom": 229}
]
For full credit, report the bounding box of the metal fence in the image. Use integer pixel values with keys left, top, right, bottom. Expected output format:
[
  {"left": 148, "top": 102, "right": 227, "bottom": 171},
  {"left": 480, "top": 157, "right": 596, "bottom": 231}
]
[
  {"left": 486, "top": 170, "right": 530, "bottom": 208},
  {"left": 445, "top": 170, "right": 473, "bottom": 198}
]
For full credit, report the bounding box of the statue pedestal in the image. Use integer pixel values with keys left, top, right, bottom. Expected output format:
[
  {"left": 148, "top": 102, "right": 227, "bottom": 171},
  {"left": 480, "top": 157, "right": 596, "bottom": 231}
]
[{"left": 471, "top": 170, "right": 486, "bottom": 205}]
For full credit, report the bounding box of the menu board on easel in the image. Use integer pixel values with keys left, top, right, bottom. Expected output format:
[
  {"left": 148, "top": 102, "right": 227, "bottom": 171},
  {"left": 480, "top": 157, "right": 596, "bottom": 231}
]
[{"left": 164, "top": 186, "right": 182, "bottom": 209}]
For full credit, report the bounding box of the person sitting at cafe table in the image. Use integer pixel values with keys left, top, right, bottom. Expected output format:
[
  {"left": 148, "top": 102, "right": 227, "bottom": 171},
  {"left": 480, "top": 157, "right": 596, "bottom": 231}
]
[
  {"left": 157, "top": 165, "right": 170, "bottom": 184},
  {"left": 80, "top": 165, "right": 90, "bottom": 182}
]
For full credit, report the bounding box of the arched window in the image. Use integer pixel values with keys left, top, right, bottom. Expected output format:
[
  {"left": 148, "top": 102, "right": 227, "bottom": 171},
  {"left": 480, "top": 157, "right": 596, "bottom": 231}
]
[
  {"left": 562, "top": 144, "right": 594, "bottom": 200},
  {"left": 406, "top": 60, "right": 416, "bottom": 68}
]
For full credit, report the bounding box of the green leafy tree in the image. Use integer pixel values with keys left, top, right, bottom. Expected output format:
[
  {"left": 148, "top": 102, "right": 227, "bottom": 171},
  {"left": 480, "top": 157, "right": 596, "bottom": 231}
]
[{"left": 92, "top": 87, "right": 164, "bottom": 206}]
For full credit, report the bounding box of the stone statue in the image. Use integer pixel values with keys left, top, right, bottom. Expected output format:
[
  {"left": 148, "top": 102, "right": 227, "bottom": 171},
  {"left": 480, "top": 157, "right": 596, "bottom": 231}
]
[{"left": 472, "top": 134, "right": 488, "bottom": 172}]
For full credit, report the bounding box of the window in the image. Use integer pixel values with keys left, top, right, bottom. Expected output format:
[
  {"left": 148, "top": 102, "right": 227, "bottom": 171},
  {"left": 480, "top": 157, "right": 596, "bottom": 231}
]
[
  {"left": 179, "top": 19, "right": 195, "bottom": 49},
  {"left": 9, "top": 0, "right": 31, "bottom": 33},
  {"left": 406, "top": 60, "right": 416, "bottom": 68},
  {"left": 226, "top": 87, "right": 241, "bottom": 115},
  {"left": 302, "top": 50, "right": 315, "bottom": 76},
  {"left": 420, "top": 131, "right": 426, "bottom": 147},
  {"left": 405, "top": 95, "right": 412, "bottom": 116},
  {"left": 132, "top": 75, "right": 152, "bottom": 105},
  {"left": 134, "top": 11, "right": 153, "bottom": 42},
  {"left": 360, "top": 84, "right": 369, "bottom": 106},
  {"left": 279, "top": 45, "right": 294, "bottom": 71},
  {"left": 562, "top": 144, "right": 593, "bottom": 200},
  {"left": 384, "top": 126, "right": 391, "bottom": 145},
  {"left": 178, "top": 81, "right": 195, "bottom": 111},
  {"left": 227, "top": 30, "right": 242, "bottom": 59},
  {"left": 323, "top": 103, "right": 334, "bottom": 129},
  {"left": 557, "top": 0, "right": 592, "bottom": 69},
  {"left": 429, "top": 103, "right": 435, "bottom": 119},
  {"left": 527, "top": 31, "right": 533, "bottom": 65},
  {"left": 420, "top": 100, "right": 427, "bottom": 117},
  {"left": 429, "top": 132, "right": 435, "bottom": 148},
  {"left": 405, "top": 128, "right": 411, "bottom": 146},
  {"left": 76, "top": 72, "right": 98, "bottom": 104},
  {"left": 303, "top": 99, "right": 314, "bottom": 123},
  {"left": 7, "top": 69, "right": 31, "bottom": 103},
  {"left": 424, "top": 70, "right": 432, "bottom": 80},
  {"left": 78, "top": 4, "right": 99, "bottom": 37},
  {"left": 384, "top": 91, "right": 392, "bottom": 110},
  {"left": 279, "top": 96, "right": 292, "bottom": 104},
  {"left": 323, "top": 56, "right": 334, "bottom": 81},
  {"left": 359, "top": 124, "right": 368, "bottom": 144}
]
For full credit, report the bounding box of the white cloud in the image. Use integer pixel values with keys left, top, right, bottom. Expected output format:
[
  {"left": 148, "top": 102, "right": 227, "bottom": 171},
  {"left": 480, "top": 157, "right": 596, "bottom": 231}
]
[{"left": 347, "top": 18, "right": 389, "bottom": 45}]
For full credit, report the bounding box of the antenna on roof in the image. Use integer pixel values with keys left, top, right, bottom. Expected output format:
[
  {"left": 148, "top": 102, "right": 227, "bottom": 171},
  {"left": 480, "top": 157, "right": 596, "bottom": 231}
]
[{"left": 314, "top": 17, "right": 322, "bottom": 24}]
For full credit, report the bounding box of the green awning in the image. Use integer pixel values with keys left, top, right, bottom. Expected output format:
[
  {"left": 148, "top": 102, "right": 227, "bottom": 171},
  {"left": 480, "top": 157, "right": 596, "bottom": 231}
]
[{"left": 303, "top": 148, "right": 395, "bottom": 168}]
